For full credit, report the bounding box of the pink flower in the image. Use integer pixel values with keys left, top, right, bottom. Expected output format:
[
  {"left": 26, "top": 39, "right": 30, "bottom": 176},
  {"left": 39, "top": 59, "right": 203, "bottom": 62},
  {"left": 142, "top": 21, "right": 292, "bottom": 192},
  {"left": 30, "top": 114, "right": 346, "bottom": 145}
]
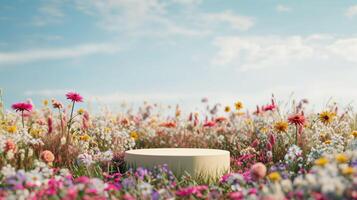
[
  {"left": 288, "top": 113, "right": 306, "bottom": 126},
  {"left": 51, "top": 99, "right": 63, "bottom": 109},
  {"left": 66, "top": 92, "right": 83, "bottom": 102},
  {"left": 215, "top": 116, "right": 227, "bottom": 123},
  {"left": 159, "top": 122, "right": 177, "bottom": 128},
  {"left": 250, "top": 162, "right": 267, "bottom": 180},
  {"left": 122, "top": 194, "right": 136, "bottom": 200},
  {"left": 203, "top": 121, "right": 216, "bottom": 127},
  {"left": 40, "top": 150, "right": 55, "bottom": 163},
  {"left": 11, "top": 102, "right": 33, "bottom": 112},
  {"left": 228, "top": 191, "right": 244, "bottom": 200},
  {"left": 4, "top": 139, "right": 16, "bottom": 152}
]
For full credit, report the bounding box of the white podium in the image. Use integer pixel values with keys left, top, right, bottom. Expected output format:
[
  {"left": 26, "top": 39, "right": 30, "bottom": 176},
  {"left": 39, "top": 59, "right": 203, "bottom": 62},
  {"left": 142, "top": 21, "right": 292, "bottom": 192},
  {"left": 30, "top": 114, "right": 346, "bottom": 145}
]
[{"left": 124, "top": 148, "right": 230, "bottom": 179}]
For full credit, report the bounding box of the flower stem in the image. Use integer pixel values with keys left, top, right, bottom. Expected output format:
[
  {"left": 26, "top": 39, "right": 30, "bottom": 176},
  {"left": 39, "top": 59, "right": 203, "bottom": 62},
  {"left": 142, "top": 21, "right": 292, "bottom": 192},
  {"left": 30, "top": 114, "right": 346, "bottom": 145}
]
[
  {"left": 58, "top": 108, "right": 64, "bottom": 136},
  {"left": 295, "top": 125, "right": 298, "bottom": 146},
  {"left": 21, "top": 110, "right": 24, "bottom": 128},
  {"left": 67, "top": 101, "right": 75, "bottom": 141}
]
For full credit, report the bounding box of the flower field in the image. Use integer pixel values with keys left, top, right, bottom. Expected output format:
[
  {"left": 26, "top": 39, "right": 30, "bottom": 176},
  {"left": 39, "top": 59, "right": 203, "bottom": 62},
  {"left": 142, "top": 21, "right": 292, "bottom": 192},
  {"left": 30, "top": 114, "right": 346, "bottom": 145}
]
[{"left": 1, "top": 92, "right": 357, "bottom": 200}]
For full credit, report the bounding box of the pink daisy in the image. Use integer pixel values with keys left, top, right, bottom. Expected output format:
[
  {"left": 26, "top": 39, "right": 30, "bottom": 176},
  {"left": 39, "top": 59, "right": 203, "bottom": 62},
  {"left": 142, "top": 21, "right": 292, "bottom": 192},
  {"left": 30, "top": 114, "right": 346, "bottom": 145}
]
[
  {"left": 66, "top": 92, "right": 83, "bottom": 102},
  {"left": 11, "top": 102, "right": 33, "bottom": 112}
]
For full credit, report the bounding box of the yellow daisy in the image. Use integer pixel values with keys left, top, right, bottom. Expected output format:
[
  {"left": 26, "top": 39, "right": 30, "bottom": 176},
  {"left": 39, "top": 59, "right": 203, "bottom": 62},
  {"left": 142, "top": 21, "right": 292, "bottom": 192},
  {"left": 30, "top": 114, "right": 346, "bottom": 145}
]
[
  {"left": 315, "top": 157, "right": 329, "bottom": 167},
  {"left": 235, "top": 101, "right": 243, "bottom": 110},
  {"left": 319, "top": 111, "right": 335, "bottom": 125},
  {"left": 274, "top": 121, "right": 288, "bottom": 133}
]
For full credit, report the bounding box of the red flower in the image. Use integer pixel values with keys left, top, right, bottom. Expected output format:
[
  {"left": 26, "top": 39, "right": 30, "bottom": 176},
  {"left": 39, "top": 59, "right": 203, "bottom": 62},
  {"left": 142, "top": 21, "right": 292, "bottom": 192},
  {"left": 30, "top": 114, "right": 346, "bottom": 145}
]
[
  {"left": 66, "top": 92, "right": 83, "bottom": 102},
  {"left": 159, "top": 122, "right": 177, "bottom": 128},
  {"left": 288, "top": 113, "right": 306, "bottom": 126},
  {"left": 262, "top": 99, "right": 276, "bottom": 112},
  {"left": 203, "top": 121, "right": 216, "bottom": 127},
  {"left": 215, "top": 116, "right": 227, "bottom": 123},
  {"left": 11, "top": 102, "right": 33, "bottom": 112}
]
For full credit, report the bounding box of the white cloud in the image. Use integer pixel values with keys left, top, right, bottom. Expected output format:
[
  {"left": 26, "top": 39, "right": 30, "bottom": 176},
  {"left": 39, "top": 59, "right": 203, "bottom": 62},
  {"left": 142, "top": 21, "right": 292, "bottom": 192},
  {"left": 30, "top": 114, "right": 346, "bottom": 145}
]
[
  {"left": 25, "top": 89, "right": 72, "bottom": 96},
  {"left": 203, "top": 11, "right": 254, "bottom": 31},
  {"left": 33, "top": 0, "right": 65, "bottom": 26},
  {"left": 276, "top": 4, "right": 291, "bottom": 12},
  {"left": 171, "top": 0, "right": 202, "bottom": 6},
  {"left": 74, "top": 0, "right": 254, "bottom": 37},
  {"left": 212, "top": 35, "right": 357, "bottom": 71},
  {"left": 345, "top": 5, "right": 357, "bottom": 18},
  {"left": 0, "top": 43, "right": 119, "bottom": 65}
]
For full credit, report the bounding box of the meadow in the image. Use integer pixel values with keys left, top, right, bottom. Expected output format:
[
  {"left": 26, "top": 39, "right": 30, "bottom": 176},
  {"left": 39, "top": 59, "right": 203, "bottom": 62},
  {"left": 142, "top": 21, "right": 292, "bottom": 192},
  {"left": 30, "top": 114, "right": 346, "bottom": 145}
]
[{"left": 0, "top": 92, "right": 357, "bottom": 199}]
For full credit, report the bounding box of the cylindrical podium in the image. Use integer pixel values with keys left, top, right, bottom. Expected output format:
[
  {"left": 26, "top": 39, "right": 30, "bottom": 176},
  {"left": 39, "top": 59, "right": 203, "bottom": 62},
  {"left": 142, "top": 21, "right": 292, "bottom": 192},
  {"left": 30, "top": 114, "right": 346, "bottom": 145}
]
[{"left": 125, "top": 148, "right": 230, "bottom": 179}]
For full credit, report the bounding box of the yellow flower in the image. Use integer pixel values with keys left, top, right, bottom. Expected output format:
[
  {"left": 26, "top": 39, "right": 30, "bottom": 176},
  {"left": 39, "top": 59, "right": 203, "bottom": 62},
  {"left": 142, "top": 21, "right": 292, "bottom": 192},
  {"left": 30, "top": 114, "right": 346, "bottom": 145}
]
[
  {"left": 274, "top": 121, "right": 288, "bottom": 133},
  {"left": 351, "top": 131, "right": 357, "bottom": 138},
  {"left": 77, "top": 108, "right": 85, "bottom": 115},
  {"left": 245, "top": 119, "right": 253, "bottom": 126},
  {"left": 80, "top": 134, "right": 91, "bottom": 141},
  {"left": 335, "top": 154, "right": 348, "bottom": 164},
  {"left": 104, "top": 127, "right": 111, "bottom": 133},
  {"left": 324, "top": 140, "right": 332, "bottom": 145},
  {"left": 30, "top": 129, "right": 41, "bottom": 138},
  {"left": 268, "top": 172, "right": 281, "bottom": 182},
  {"left": 260, "top": 127, "right": 269, "bottom": 134},
  {"left": 43, "top": 99, "right": 49, "bottom": 106},
  {"left": 315, "top": 157, "right": 329, "bottom": 167},
  {"left": 6, "top": 125, "right": 17, "bottom": 134},
  {"left": 130, "top": 131, "right": 139, "bottom": 140},
  {"left": 342, "top": 167, "right": 355, "bottom": 175},
  {"left": 318, "top": 111, "right": 335, "bottom": 125},
  {"left": 235, "top": 101, "right": 243, "bottom": 110},
  {"left": 224, "top": 106, "right": 231, "bottom": 113}
]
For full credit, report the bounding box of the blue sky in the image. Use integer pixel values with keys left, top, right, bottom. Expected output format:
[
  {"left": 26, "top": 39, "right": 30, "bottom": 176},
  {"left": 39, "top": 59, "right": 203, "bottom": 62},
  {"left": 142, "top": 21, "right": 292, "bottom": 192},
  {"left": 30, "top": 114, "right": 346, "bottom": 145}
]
[{"left": 1, "top": 0, "right": 357, "bottom": 111}]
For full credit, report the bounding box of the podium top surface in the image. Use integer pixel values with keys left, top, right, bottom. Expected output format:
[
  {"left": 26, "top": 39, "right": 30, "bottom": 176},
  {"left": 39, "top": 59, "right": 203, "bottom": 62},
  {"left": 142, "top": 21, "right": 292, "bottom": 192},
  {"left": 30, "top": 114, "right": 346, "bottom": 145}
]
[{"left": 125, "top": 148, "right": 230, "bottom": 157}]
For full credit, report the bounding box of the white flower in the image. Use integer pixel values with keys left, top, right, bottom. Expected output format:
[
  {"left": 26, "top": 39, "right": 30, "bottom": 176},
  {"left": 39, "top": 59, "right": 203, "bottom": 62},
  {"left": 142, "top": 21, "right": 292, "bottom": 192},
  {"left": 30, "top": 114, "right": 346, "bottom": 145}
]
[
  {"left": 1, "top": 165, "right": 16, "bottom": 177},
  {"left": 77, "top": 153, "right": 94, "bottom": 166}
]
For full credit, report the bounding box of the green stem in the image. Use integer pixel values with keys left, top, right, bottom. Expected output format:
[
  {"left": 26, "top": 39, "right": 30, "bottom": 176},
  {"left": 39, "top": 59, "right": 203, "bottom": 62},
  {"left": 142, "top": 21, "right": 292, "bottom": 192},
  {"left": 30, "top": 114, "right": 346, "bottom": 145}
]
[
  {"left": 59, "top": 108, "right": 64, "bottom": 136},
  {"left": 295, "top": 125, "right": 298, "bottom": 146},
  {"left": 21, "top": 110, "right": 24, "bottom": 128},
  {"left": 67, "top": 101, "right": 75, "bottom": 141}
]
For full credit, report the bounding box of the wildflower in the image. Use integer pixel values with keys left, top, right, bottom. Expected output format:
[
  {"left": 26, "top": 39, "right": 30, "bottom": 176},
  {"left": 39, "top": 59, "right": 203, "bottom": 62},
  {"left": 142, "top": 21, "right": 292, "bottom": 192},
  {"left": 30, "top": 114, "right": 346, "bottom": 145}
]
[
  {"left": 77, "top": 153, "right": 94, "bottom": 166},
  {"left": 40, "top": 150, "right": 55, "bottom": 163},
  {"left": 335, "top": 153, "right": 348, "bottom": 164},
  {"left": 215, "top": 116, "right": 227, "bottom": 123},
  {"left": 225, "top": 106, "right": 231, "bottom": 112},
  {"left": 43, "top": 99, "right": 49, "bottom": 106},
  {"left": 30, "top": 129, "right": 41, "bottom": 137},
  {"left": 66, "top": 92, "right": 83, "bottom": 102},
  {"left": 4, "top": 140, "right": 16, "bottom": 152},
  {"left": 80, "top": 134, "right": 91, "bottom": 141},
  {"left": 324, "top": 140, "right": 332, "bottom": 145},
  {"left": 250, "top": 162, "right": 267, "bottom": 180},
  {"left": 11, "top": 102, "right": 33, "bottom": 112},
  {"left": 130, "top": 131, "right": 139, "bottom": 140},
  {"left": 6, "top": 125, "right": 17, "bottom": 133},
  {"left": 267, "top": 172, "right": 281, "bottom": 182},
  {"left": 203, "top": 121, "right": 216, "bottom": 127},
  {"left": 342, "top": 167, "right": 355, "bottom": 175},
  {"left": 314, "top": 157, "right": 328, "bottom": 167},
  {"left": 77, "top": 108, "right": 85, "bottom": 115},
  {"left": 12, "top": 102, "right": 33, "bottom": 128},
  {"left": 235, "top": 101, "right": 243, "bottom": 110},
  {"left": 159, "top": 122, "right": 176, "bottom": 128},
  {"left": 51, "top": 99, "right": 63, "bottom": 109},
  {"left": 274, "top": 121, "right": 288, "bottom": 133},
  {"left": 288, "top": 113, "right": 306, "bottom": 126},
  {"left": 228, "top": 191, "right": 244, "bottom": 200},
  {"left": 319, "top": 111, "right": 335, "bottom": 125},
  {"left": 351, "top": 130, "right": 357, "bottom": 138}
]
